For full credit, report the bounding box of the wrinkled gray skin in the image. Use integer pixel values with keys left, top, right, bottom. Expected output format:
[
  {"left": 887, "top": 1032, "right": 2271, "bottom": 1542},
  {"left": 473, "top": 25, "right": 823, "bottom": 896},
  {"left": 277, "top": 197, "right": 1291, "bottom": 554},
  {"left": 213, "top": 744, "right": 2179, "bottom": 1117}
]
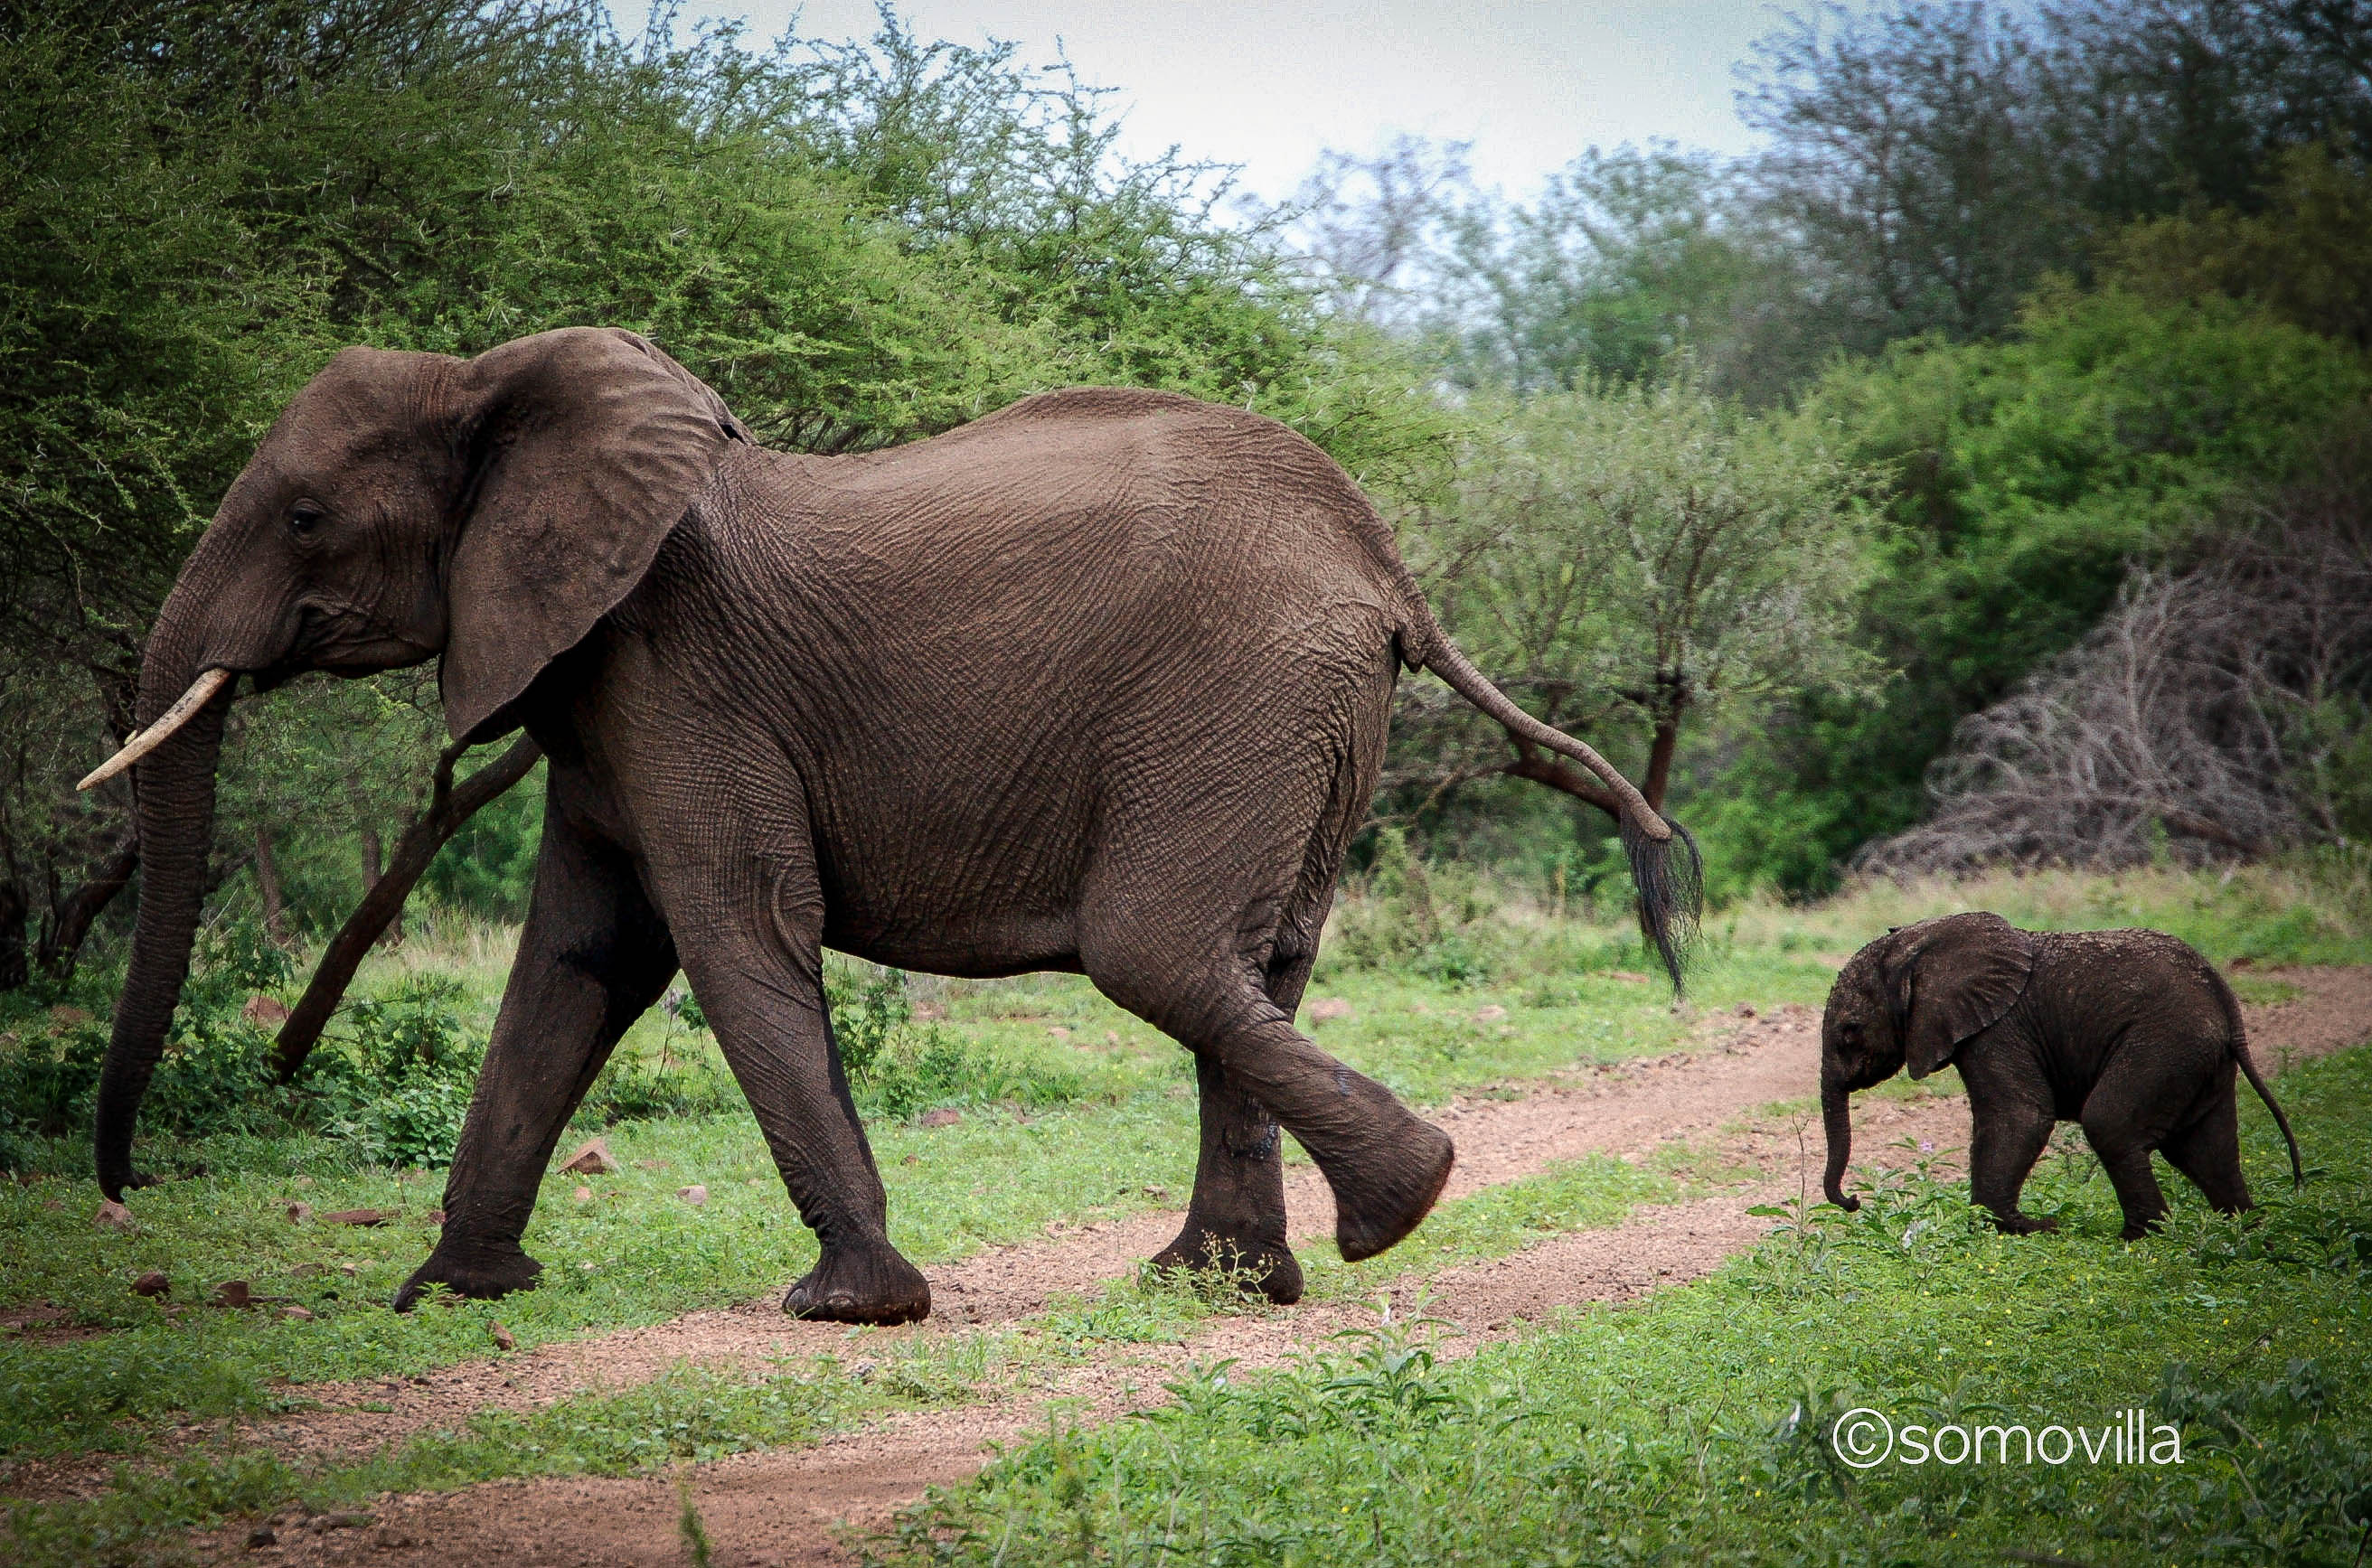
[
  {"left": 90, "top": 327, "right": 1674, "bottom": 1325},
  {"left": 1821, "top": 913, "right": 2303, "bottom": 1240}
]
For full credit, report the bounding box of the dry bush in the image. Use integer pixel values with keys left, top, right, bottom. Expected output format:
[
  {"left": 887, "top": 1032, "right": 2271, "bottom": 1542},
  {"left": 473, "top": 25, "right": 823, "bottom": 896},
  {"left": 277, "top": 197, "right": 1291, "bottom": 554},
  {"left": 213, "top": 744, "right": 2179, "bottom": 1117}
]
[{"left": 1860, "top": 495, "right": 2372, "bottom": 876}]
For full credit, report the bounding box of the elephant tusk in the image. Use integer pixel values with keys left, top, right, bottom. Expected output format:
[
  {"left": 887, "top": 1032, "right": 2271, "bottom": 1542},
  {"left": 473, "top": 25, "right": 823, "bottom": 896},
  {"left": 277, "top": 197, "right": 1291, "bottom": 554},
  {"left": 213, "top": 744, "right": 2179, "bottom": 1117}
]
[{"left": 78, "top": 669, "right": 236, "bottom": 792}]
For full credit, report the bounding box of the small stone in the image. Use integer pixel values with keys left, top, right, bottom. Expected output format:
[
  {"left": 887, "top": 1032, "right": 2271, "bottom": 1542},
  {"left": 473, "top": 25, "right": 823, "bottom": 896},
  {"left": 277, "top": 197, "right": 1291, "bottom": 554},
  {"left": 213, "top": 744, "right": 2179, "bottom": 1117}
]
[
  {"left": 489, "top": 1320, "right": 516, "bottom": 1350},
  {"left": 1306, "top": 997, "right": 1352, "bottom": 1022},
  {"left": 1142, "top": 1184, "right": 1169, "bottom": 1199},
  {"left": 572, "top": 1185, "right": 593, "bottom": 1204},
  {"left": 287, "top": 1202, "right": 313, "bottom": 1224},
  {"left": 676, "top": 1184, "right": 708, "bottom": 1206},
  {"left": 745, "top": 1177, "right": 762, "bottom": 1187},
  {"left": 214, "top": 1279, "right": 251, "bottom": 1309},
  {"left": 1472, "top": 1004, "right": 1508, "bottom": 1023},
  {"left": 633, "top": 1159, "right": 664, "bottom": 1171},
  {"left": 93, "top": 1200, "right": 134, "bottom": 1231},
  {"left": 241, "top": 994, "right": 292, "bottom": 1028},
  {"left": 339, "top": 1263, "right": 360, "bottom": 1277},
  {"left": 131, "top": 1271, "right": 170, "bottom": 1298},
  {"left": 245, "top": 1525, "right": 277, "bottom": 1549},
  {"left": 559, "top": 1137, "right": 618, "bottom": 1176},
  {"left": 901, "top": 1153, "right": 918, "bottom": 1165},
  {"left": 279, "top": 1304, "right": 315, "bottom": 1321},
  {"left": 322, "top": 1208, "right": 388, "bottom": 1227},
  {"left": 1735, "top": 1003, "right": 1757, "bottom": 1019},
  {"left": 918, "top": 1108, "right": 962, "bottom": 1128}
]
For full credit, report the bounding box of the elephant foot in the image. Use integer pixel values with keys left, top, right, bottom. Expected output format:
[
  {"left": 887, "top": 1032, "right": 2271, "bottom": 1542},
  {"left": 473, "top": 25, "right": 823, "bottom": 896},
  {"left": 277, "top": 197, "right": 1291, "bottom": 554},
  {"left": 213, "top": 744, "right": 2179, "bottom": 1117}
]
[
  {"left": 1330, "top": 1120, "right": 1456, "bottom": 1263},
  {"left": 1986, "top": 1210, "right": 2058, "bottom": 1236},
  {"left": 2117, "top": 1216, "right": 2165, "bottom": 1242},
  {"left": 784, "top": 1244, "right": 931, "bottom": 1325},
  {"left": 394, "top": 1244, "right": 541, "bottom": 1311},
  {"left": 1148, "top": 1225, "right": 1304, "bottom": 1305}
]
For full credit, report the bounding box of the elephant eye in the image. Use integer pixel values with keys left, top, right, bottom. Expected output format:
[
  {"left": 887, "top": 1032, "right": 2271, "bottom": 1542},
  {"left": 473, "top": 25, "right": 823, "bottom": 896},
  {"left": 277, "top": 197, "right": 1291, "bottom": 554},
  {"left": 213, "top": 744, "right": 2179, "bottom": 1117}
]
[{"left": 288, "top": 502, "right": 326, "bottom": 536}]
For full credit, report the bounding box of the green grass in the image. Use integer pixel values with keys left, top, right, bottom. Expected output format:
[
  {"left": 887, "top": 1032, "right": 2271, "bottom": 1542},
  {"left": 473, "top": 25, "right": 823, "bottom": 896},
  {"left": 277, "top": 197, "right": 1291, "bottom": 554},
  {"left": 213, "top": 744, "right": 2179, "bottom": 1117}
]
[
  {"left": 4, "top": 860, "right": 2367, "bottom": 1563},
  {"left": 0, "top": 1338, "right": 1004, "bottom": 1568},
  {"left": 878, "top": 1047, "right": 2372, "bottom": 1567}
]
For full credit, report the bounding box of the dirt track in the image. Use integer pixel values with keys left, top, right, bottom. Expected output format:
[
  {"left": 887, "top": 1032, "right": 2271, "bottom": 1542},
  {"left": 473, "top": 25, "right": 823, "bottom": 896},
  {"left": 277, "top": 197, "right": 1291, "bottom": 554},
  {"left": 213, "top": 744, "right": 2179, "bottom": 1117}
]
[{"left": 199, "top": 966, "right": 2368, "bottom": 1568}]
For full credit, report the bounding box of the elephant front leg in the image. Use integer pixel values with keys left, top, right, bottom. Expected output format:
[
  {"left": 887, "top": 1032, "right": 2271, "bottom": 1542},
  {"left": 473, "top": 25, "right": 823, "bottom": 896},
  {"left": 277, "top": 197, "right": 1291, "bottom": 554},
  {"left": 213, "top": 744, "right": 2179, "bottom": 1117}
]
[
  {"left": 667, "top": 857, "right": 929, "bottom": 1325},
  {"left": 398, "top": 796, "right": 678, "bottom": 1310},
  {"left": 1957, "top": 1053, "right": 2060, "bottom": 1235}
]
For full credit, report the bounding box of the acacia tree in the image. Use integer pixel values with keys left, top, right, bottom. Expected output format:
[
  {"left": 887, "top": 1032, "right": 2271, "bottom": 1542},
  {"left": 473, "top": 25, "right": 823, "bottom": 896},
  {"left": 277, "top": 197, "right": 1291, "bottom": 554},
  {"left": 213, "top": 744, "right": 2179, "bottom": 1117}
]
[
  {"left": 1389, "top": 378, "right": 1878, "bottom": 824},
  {"left": 2, "top": 2, "right": 1445, "bottom": 991}
]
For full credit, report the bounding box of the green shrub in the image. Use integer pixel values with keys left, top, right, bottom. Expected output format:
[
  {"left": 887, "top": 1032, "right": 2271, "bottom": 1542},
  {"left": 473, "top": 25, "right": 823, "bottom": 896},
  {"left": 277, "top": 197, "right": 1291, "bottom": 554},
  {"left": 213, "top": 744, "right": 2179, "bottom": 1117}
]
[
  {"left": 853, "top": 1026, "right": 1085, "bottom": 1122},
  {"left": 1327, "top": 828, "right": 1505, "bottom": 984},
  {"left": 296, "top": 977, "right": 484, "bottom": 1169}
]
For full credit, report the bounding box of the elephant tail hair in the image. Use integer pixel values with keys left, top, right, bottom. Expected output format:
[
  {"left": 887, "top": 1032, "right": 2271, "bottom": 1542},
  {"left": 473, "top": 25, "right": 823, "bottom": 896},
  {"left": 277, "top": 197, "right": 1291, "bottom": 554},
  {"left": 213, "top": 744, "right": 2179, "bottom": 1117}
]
[
  {"left": 1420, "top": 634, "right": 1701, "bottom": 995},
  {"left": 2213, "top": 969, "right": 2304, "bottom": 1190}
]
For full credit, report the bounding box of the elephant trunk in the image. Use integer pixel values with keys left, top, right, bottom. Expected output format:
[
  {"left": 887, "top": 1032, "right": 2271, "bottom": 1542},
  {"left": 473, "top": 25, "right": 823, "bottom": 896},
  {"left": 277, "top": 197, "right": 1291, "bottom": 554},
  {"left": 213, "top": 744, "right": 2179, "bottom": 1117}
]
[
  {"left": 1821, "top": 1075, "right": 1859, "bottom": 1213},
  {"left": 94, "top": 625, "right": 234, "bottom": 1202}
]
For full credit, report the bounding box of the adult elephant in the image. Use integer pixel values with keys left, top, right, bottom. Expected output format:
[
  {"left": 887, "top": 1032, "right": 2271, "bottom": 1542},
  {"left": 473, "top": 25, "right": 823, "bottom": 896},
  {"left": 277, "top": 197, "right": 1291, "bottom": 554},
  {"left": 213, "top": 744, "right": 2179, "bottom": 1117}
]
[{"left": 84, "top": 327, "right": 1693, "bottom": 1324}]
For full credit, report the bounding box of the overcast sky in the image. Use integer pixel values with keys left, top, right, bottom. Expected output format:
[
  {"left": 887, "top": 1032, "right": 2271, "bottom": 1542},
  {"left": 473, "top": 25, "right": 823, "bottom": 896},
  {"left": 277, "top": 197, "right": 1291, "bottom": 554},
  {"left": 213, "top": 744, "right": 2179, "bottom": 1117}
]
[{"left": 716, "top": 1, "right": 1786, "bottom": 201}]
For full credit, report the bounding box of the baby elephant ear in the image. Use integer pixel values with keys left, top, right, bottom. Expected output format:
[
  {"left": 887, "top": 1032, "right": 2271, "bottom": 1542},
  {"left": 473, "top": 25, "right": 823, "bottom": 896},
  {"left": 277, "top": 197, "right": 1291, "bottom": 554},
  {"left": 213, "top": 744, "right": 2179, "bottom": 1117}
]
[
  {"left": 441, "top": 328, "right": 743, "bottom": 744},
  {"left": 1897, "top": 912, "right": 2037, "bottom": 1079}
]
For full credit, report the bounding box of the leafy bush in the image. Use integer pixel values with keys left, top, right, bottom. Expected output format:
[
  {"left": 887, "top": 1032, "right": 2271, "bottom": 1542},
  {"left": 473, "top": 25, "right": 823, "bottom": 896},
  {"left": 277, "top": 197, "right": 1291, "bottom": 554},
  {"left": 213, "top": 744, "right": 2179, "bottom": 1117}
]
[
  {"left": 814, "top": 962, "right": 1085, "bottom": 1120},
  {"left": 301, "top": 977, "right": 485, "bottom": 1169},
  {"left": 1325, "top": 828, "right": 1504, "bottom": 984}
]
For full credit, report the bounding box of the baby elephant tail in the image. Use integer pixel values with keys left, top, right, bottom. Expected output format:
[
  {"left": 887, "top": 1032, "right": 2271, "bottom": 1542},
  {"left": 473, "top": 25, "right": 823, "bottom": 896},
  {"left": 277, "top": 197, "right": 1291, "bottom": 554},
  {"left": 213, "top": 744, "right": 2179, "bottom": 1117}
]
[
  {"left": 2236, "top": 1040, "right": 2306, "bottom": 1191},
  {"left": 2211, "top": 966, "right": 2304, "bottom": 1190}
]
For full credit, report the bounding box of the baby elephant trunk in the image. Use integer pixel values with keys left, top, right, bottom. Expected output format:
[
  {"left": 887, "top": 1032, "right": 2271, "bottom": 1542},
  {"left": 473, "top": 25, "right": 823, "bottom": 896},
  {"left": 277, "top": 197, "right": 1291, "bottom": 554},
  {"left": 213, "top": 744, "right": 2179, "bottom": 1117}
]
[{"left": 1821, "top": 1076, "right": 1859, "bottom": 1212}]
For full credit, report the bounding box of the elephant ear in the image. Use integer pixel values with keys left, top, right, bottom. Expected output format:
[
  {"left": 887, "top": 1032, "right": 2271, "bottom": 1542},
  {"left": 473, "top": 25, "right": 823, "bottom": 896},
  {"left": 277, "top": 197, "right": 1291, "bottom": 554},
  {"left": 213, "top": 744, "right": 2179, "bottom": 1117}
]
[
  {"left": 441, "top": 327, "right": 745, "bottom": 743},
  {"left": 1896, "top": 913, "right": 2038, "bottom": 1079}
]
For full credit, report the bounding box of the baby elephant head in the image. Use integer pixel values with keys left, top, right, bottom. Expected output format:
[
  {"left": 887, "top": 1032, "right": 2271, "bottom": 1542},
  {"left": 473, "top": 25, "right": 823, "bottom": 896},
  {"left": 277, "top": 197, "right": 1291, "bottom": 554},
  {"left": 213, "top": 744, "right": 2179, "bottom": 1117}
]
[{"left": 1819, "top": 911, "right": 2037, "bottom": 1211}]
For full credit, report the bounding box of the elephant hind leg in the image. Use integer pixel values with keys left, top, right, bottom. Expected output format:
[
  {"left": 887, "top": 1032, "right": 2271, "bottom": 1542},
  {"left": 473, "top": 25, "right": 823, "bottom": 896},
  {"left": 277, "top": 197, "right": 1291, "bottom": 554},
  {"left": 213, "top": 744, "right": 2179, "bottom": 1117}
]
[
  {"left": 2159, "top": 1064, "right": 2253, "bottom": 1216},
  {"left": 2079, "top": 1052, "right": 2186, "bottom": 1241},
  {"left": 1149, "top": 944, "right": 1314, "bottom": 1303},
  {"left": 1090, "top": 937, "right": 1453, "bottom": 1264}
]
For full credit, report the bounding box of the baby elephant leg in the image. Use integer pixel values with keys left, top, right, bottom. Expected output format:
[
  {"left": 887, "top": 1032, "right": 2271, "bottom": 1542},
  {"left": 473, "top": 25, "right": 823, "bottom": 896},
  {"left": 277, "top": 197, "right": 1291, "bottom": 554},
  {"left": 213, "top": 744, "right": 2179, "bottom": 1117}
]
[
  {"left": 2080, "top": 1050, "right": 2188, "bottom": 1241},
  {"left": 1968, "top": 1098, "right": 2058, "bottom": 1235},
  {"left": 2156, "top": 1061, "right": 2254, "bottom": 1216}
]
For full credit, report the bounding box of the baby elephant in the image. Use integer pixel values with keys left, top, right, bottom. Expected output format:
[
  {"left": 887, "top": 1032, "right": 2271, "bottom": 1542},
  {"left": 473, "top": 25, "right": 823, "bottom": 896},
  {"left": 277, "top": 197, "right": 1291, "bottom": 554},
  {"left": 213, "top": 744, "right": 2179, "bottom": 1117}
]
[{"left": 1821, "top": 913, "right": 2301, "bottom": 1239}]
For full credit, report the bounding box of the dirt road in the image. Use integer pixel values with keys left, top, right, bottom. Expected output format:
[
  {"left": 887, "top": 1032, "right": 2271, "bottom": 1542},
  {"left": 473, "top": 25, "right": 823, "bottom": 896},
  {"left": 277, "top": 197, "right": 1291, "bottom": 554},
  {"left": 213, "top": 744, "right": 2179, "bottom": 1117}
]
[{"left": 212, "top": 965, "right": 2368, "bottom": 1568}]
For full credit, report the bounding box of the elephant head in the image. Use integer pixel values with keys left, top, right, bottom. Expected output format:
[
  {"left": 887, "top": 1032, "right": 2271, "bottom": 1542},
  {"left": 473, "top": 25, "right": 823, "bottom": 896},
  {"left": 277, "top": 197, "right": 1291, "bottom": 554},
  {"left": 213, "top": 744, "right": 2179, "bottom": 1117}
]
[
  {"left": 1819, "top": 911, "right": 2036, "bottom": 1211},
  {"left": 87, "top": 327, "right": 744, "bottom": 1199}
]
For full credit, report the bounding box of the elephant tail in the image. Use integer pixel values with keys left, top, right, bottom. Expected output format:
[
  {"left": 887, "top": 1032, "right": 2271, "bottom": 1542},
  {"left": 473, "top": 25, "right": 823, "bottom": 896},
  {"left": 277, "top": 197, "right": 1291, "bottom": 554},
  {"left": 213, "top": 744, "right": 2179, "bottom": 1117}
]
[
  {"left": 1417, "top": 631, "right": 1702, "bottom": 994},
  {"left": 2213, "top": 969, "right": 2304, "bottom": 1191},
  {"left": 2236, "top": 1038, "right": 2305, "bottom": 1191}
]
